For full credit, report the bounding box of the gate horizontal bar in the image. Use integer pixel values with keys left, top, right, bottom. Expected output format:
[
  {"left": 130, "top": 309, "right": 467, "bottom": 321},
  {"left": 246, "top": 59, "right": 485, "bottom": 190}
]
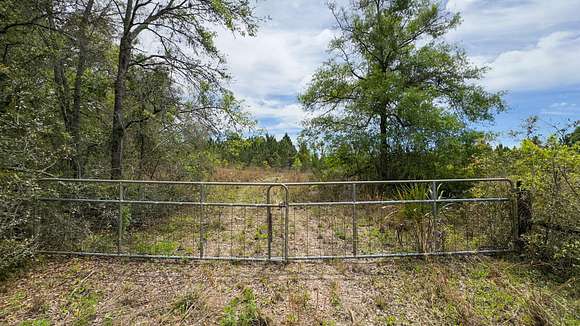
[
  {"left": 37, "top": 251, "right": 287, "bottom": 262},
  {"left": 38, "top": 197, "right": 282, "bottom": 208},
  {"left": 38, "top": 249, "right": 513, "bottom": 261},
  {"left": 39, "top": 178, "right": 286, "bottom": 187},
  {"left": 287, "top": 249, "right": 514, "bottom": 260},
  {"left": 284, "top": 178, "right": 513, "bottom": 186},
  {"left": 289, "top": 197, "right": 510, "bottom": 207}
]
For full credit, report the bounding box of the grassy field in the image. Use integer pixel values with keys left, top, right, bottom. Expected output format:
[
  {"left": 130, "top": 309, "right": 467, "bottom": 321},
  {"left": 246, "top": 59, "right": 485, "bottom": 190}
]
[
  {"left": 0, "top": 256, "right": 578, "bottom": 325},
  {"left": 1, "top": 168, "right": 578, "bottom": 325}
]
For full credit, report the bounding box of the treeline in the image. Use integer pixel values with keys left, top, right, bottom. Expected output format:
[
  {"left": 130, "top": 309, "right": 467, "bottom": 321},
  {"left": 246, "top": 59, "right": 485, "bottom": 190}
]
[
  {"left": 1, "top": 0, "right": 257, "bottom": 182},
  {"left": 209, "top": 133, "right": 317, "bottom": 170},
  {"left": 1, "top": 0, "right": 259, "bottom": 278}
]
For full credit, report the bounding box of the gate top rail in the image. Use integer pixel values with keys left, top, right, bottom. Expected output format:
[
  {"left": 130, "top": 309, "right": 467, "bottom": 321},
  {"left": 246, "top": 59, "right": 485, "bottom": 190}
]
[
  {"left": 38, "top": 178, "right": 287, "bottom": 187},
  {"left": 39, "top": 177, "right": 514, "bottom": 188},
  {"left": 283, "top": 177, "right": 514, "bottom": 187}
]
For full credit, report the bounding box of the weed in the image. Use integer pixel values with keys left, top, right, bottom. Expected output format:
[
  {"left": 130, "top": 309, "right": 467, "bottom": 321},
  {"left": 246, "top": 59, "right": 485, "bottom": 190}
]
[
  {"left": 329, "top": 281, "right": 341, "bottom": 308},
  {"left": 382, "top": 315, "right": 397, "bottom": 326},
  {"left": 80, "top": 234, "right": 115, "bottom": 252},
  {"left": 172, "top": 287, "right": 206, "bottom": 318},
  {"left": 65, "top": 285, "right": 101, "bottom": 326},
  {"left": 132, "top": 239, "right": 180, "bottom": 255},
  {"left": 289, "top": 285, "right": 310, "bottom": 311},
  {"left": 334, "top": 229, "right": 346, "bottom": 240},
  {"left": 28, "top": 296, "right": 48, "bottom": 315},
  {"left": 120, "top": 205, "right": 132, "bottom": 235},
  {"left": 18, "top": 319, "right": 51, "bottom": 326},
  {"left": 373, "top": 295, "right": 388, "bottom": 311},
  {"left": 471, "top": 281, "right": 518, "bottom": 322},
  {"left": 103, "top": 314, "right": 114, "bottom": 326},
  {"left": 220, "top": 287, "right": 269, "bottom": 326},
  {"left": 285, "top": 313, "right": 299, "bottom": 325}
]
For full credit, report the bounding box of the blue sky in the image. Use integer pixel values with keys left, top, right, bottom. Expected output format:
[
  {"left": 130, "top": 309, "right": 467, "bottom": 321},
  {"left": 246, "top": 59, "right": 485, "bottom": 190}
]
[{"left": 215, "top": 0, "right": 580, "bottom": 144}]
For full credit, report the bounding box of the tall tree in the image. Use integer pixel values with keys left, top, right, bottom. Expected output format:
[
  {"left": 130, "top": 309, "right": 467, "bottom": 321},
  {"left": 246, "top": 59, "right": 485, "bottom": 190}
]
[
  {"left": 109, "top": 0, "right": 258, "bottom": 179},
  {"left": 300, "top": 0, "right": 505, "bottom": 180},
  {"left": 277, "top": 133, "right": 297, "bottom": 168}
]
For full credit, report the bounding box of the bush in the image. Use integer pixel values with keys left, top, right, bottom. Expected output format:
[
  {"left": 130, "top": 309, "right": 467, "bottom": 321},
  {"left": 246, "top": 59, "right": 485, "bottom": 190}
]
[
  {"left": 515, "top": 139, "right": 579, "bottom": 275},
  {"left": 475, "top": 137, "right": 580, "bottom": 276}
]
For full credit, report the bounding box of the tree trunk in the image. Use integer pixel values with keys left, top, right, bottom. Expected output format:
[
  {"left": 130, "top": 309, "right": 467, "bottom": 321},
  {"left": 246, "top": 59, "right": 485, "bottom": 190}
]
[
  {"left": 110, "top": 0, "right": 135, "bottom": 180},
  {"left": 70, "top": 0, "right": 94, "bottom": 178},
  {"left": 378, "top": 112, "right": 390, "bottom": 180},
  {"left": 110, "top": 36, "right": 131, "bottom": 180}
]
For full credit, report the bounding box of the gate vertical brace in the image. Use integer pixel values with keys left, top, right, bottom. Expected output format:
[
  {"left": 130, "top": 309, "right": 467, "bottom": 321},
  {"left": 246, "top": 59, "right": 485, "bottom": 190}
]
[
  {"left": 283, "top": 185, "right": 289, "bottom": 262},
  {"left": 351, "top": 183, "right": 358, "bottom": 256},
  {"left": 117, "top": 182, "right": 123, "bottom": 255},
  {"left": 266, "top": 186, "right": 272, "bottom": 261},
  {"left": 511, "top": 182, "right": 520, "bottom": 250},
  {"left": 431, "top": 181, "right": 438, "bottom": 252},
  {"left": 199, "top": 184, "right": 205, "bottom": 258}
]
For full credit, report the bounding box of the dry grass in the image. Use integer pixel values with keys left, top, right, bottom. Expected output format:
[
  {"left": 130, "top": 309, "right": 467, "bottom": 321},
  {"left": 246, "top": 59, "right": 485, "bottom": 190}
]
[
  {"left": 212, "top": 167, "right": 312, "bottom": 183},
  {"left": 0, "top": 256, "right": 578, "bottom": 325}
]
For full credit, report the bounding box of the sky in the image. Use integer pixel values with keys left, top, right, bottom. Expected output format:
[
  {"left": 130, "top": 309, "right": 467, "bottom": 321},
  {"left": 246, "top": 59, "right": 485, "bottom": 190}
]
[{"left": 215, "top": 0, "right": 580, "bottom": 145}]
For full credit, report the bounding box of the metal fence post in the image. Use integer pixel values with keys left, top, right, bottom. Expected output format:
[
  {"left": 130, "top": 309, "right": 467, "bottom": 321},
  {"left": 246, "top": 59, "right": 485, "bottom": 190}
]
[
  {"left": 117, "top": 182, "right": 123, "bottom": 255},
  {"left": 514, "top": 183, "right": 532, "bottom": 251},
  {"left": 282, "top": 185, "right": 289, "bottom": 262},
  {"left": 266, "top": 186, "right": 273, "bottom": 261},
  {"left": 431, "top": 181, "right": 438, "bottom": 252},
  {"left": 351, "top": 183, "right": 358, "bottom": 256},
  {"left": 199, "top": 183, "right": 205, "bottom": 258}
]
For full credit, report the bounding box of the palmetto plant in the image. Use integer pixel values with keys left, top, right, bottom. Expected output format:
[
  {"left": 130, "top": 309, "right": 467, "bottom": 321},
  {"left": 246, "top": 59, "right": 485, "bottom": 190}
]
[{"left": 396, "top": 184, "right": 442, "bottom": 253}]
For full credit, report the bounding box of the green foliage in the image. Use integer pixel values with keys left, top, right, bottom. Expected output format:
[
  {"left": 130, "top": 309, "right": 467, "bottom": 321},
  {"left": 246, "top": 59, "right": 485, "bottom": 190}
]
[
  {"left": 64, "top": 285, "right": 101, "bottom": 326},
  {"left": 0, "top": 0, "right": 259, "bottom": 276},
  {"left": 474, "top": 133, "right": 580, "bottom": 276},
  {"left": 515, "top": 138, "right": 579, "bottom": 275},
  {"left": 220, "top": 287, "right": 268, "bottom": 326},
  {"left": 211, "top": 133, "right": 313, "bottom": 170},
  {"left": 120, "top": 205, "right": 131, "bottom": 235},
  {"left": 300, "top": 0, "right": 504, "bottom": 180},
  {"left": 396, "top": 184, "right": 434, "bottom": 252},
  {"left": 18, "top": 320, "right": 51, "bottom": 326}
]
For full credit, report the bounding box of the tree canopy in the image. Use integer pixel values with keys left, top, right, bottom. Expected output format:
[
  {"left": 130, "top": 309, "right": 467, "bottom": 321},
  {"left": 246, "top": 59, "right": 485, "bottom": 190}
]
[{"left": 300, "top": 0, "right": 505, "bottom": 180}]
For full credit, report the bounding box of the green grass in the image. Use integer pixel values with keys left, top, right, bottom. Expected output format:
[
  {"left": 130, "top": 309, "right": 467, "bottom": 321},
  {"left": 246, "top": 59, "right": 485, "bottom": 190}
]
[
  {"left": 220, "top": 287, "right": 269, "bottom": 326},
  {"left": 171, "top": 287, "right": 207, "bottom": 319},
  {"left": 18, "top": 320, "right": 50, "bottom": 326},
  {"left": 63, "top": 285, "right": 101, "bottom": 326}
]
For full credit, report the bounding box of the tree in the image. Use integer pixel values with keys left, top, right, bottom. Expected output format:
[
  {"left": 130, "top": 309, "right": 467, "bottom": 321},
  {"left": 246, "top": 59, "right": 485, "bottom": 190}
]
[
  {"left": 277, "top": 133, "right": 297, "bottom": 168},
  {"left": 296, "top": 142, "right": 311, "bottom": 170},
  {"left": 46, "top": 0, "right": 112, "bottom": 177},
  {"left": 109, "top": 0, "right": 258, "bottom": 179},
  {"left": 564, "top": 125, "right": 580, "bottom": 145},
  {"left": 300, "top": 0, "right": 505, "bottom": 180}
]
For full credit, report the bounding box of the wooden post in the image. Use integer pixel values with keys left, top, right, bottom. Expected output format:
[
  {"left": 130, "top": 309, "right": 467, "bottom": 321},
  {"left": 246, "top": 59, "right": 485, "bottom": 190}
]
[{"left": 515, "top": 181, "right": 532, "bottom": 251}]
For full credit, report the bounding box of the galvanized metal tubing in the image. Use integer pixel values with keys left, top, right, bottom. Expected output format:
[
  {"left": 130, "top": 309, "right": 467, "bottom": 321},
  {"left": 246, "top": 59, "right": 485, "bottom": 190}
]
[{"left": 36, "top": 178, "right": 517, "bottom": 262}]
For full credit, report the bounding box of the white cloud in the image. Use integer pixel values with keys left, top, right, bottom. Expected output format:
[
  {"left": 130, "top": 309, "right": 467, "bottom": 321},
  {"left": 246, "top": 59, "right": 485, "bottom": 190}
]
[
  {"left": 446, "top": 0, "right": 580, "bottom": 42},
  {"left": 217, "top": 28, "right": 334, "bottom": 99},
  {"left": 541, "top": 102, "right": 580, "bottom": 116},
  {"left": 479, "top": 31, "right": 580, "bottom": 91},
  {"left": 242, "top": 97, "right": 309, "bottom": 136}
]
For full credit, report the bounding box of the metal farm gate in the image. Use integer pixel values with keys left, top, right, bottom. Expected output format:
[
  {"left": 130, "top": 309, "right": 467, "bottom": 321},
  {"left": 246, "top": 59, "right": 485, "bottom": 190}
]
[{"left": 35, "top": 178, "right": 517, "bottom": 261}]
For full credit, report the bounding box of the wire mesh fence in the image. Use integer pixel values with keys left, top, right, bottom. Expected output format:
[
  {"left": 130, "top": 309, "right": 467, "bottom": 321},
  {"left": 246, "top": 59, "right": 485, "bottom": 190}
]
[{"left": 35, "top": 178, "right": 516, "bottom": 261}]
